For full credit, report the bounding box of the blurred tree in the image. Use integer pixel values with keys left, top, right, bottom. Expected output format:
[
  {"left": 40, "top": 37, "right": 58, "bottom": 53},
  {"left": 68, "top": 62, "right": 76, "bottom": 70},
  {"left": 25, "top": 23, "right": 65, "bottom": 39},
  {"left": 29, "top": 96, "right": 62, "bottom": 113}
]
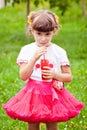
[
  {"left": 5, "top": 0, "right": 20, "bottom": 6},
  {"left": 26, "top": 0, "right": 30, "bottom": 37},
  {"left": 0, "top": 0, "right": 5, "bottom": 8},
  {"left": 74, "top": 0, "right": 86, "bottom": 16},
  {"left": 3, "top": 0, "right": 86, "bottom": 36},
  {"left": 49, "top": 0, "right": 70, "bottom": 15},
  {"left": 49, "top": 0, "right": 86, "bottom": 16},
  {"left": 82, "top": 0, "right": 86, "bottom": 16},
  {"left": 3, "top": 0, "right": 87, "bottom": 17}
]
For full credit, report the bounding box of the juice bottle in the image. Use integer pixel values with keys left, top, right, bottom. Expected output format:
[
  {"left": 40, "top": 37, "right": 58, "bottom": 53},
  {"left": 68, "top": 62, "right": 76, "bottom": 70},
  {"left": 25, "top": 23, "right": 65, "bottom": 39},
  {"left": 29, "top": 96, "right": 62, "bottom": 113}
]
[{"left": 41, "top": 59, "right": 50, "bottom": 80}]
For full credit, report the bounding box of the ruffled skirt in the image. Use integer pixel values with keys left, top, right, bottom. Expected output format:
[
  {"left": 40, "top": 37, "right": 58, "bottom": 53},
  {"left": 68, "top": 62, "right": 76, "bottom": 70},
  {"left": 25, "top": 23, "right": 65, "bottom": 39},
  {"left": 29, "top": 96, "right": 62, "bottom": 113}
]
[{"left": 2, "top": 79, "right": 84, "bottom": 123}]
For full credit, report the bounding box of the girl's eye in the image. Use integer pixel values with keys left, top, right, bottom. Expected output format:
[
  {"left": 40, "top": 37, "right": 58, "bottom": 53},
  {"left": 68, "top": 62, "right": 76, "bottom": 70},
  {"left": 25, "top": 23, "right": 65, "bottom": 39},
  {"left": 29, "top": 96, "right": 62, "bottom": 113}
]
[
  {"left": 37, "top": 32, "right": 41, "bottom": 35},
  {"left": 46, "top": 33, "right": 50, "bottom": 36}
]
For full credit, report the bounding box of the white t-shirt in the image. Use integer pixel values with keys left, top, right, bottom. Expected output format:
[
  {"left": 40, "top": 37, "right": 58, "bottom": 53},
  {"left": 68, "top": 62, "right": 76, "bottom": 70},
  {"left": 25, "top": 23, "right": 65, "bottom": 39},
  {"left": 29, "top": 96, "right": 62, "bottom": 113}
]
[{"left": 16, "top": 42, "right": 70, "bottom": 81}]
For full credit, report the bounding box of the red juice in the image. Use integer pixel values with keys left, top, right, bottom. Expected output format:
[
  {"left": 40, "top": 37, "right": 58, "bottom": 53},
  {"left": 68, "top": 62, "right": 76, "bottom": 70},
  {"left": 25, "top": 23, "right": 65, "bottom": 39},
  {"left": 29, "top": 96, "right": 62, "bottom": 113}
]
[{"left": 41, "top": 59, "right": 50, "bottom": 80}]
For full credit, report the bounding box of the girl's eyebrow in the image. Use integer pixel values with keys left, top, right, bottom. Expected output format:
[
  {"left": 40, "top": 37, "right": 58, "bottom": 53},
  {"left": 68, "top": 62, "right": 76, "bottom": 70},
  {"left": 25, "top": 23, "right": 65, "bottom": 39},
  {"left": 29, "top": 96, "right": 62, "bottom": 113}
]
[
  {"left": 36, "top": 31, "right": 41, "bottom": 33},
  {"left": 46, "top": 32, "right": 51, "bottom": 35}
]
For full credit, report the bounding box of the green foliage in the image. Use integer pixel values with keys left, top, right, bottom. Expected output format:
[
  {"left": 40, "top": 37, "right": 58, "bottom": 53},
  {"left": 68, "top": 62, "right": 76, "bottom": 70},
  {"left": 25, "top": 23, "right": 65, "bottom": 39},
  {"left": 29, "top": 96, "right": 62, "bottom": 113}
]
[
  {"left": 34, "top": 0, "right": 39, "bottom": 6},
  {"left": 5, "top": 0, "right": 10, "bottom": 3},
  {"left": 49, "top": 0, "right": 70, "bottom": 15},
  {"left": 75, "top": 0, "right": 80, "bottom": 3},
  {"left": 5, "top": 0, "right": 87, "bottom": 16},
  {"left": 5, "top": 0, "right": 20, "bottom": 3},
  {"left": 58, "top": 0, "right": 70, "bottom": 15},
  {"left": 0, "top": 2, "right": 87, "bottom": 130},
  {"left": 5, "top": 0, "right": 21, "bottom": 6},
  {"left": 32, "top": 0, "right": 47, "bottom": 7}
]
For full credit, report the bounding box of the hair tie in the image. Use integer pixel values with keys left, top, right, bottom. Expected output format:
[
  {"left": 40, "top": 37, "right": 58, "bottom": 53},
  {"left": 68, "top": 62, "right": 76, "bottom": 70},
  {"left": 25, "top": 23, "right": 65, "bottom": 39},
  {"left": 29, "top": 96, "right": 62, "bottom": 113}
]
[
  {"left": 27, "top": 14, "right": 32, "bottom": 24},
  {"left": 54, "top": 14, "right": 59, "bottom": 24}
]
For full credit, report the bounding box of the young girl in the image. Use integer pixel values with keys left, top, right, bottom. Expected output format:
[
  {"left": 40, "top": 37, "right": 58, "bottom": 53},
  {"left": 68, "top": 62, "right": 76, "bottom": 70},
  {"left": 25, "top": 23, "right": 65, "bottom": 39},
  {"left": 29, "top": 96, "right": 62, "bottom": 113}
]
[{"left": 2, "top": 10, "right": 84, "bottom": 130}]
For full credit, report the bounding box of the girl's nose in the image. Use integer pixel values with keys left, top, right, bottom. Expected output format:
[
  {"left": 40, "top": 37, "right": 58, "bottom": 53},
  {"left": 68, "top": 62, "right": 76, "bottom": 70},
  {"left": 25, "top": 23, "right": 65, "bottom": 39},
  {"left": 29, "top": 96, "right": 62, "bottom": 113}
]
[{"left": 41, "top": 36, "right": 46, "bottom": 41}]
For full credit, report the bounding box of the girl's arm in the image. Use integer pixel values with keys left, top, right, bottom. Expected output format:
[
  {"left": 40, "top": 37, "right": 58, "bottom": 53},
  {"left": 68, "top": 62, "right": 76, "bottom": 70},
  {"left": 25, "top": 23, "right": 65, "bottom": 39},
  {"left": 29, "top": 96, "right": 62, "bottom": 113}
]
[
  {"left": 53, "top": 65, "right": 72, "bottom": 82},
  {"left": 42, "top": 65, "right": 72, "bottom": 82},
  {"left": 19, "top": 57, "right": 36, "bottom": 81}
]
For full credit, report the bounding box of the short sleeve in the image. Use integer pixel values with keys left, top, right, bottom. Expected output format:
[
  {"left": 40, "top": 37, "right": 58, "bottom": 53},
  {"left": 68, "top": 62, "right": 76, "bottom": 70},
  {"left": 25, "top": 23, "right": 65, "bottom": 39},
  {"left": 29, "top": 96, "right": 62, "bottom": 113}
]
[
  {"left": 16, "top": 46, "right": 29, "bottom": 66},
  {"left": 60, "top": 50, "right": 70, "bottom": 66}
]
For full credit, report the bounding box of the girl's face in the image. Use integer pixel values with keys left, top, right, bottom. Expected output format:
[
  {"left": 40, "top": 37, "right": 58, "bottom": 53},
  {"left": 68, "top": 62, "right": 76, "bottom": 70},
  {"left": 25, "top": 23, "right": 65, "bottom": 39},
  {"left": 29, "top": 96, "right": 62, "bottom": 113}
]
[{"left": 32, "top": 30, "right": 54, "bottom": 47}]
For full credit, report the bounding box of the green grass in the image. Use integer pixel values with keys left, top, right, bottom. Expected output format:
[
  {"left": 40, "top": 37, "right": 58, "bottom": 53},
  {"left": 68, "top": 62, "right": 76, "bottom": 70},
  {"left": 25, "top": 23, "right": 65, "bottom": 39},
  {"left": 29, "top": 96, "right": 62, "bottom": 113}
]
[{"left": 0, "top": 2, "right": 87, "bottom": 130}]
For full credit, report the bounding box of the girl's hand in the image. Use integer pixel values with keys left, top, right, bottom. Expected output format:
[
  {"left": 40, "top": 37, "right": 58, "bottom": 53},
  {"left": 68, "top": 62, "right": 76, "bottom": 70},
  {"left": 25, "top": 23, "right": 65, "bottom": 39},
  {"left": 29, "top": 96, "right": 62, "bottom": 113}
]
[
  {"left": 33, "top": 46, "right": 47, "bottom": 61},
  {"left": 41, "top": 66, "right": 55, "bottom": 80},
  {"left": 41, "top": 65, "right": 72, "bottom": 82},
  {"left": 52, "top": 80, "right": 64, "bottom": 91}
]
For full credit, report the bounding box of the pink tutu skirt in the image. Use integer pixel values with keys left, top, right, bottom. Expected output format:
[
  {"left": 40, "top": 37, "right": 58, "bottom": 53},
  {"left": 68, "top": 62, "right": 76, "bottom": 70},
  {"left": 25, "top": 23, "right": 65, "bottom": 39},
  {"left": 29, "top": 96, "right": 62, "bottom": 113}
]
[{"left": 2, "top": 79, "right": 84, "bottom": 123}]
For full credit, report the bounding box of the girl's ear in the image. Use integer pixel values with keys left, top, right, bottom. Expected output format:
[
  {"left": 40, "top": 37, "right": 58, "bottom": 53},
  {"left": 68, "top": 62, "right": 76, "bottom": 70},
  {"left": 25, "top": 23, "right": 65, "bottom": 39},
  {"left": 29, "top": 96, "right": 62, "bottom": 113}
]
[
  {"left": 31, "top": 28, "right": 34, "bottom": 35},
  {"left": 53, "top": 29, "right": 57, "bottom": 35}
]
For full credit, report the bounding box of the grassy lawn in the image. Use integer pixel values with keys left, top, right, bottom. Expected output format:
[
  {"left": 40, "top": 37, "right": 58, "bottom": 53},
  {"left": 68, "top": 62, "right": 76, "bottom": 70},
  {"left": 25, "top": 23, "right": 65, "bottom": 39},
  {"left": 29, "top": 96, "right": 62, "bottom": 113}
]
[{"left": 0, "top": 2, "right": 87, "bottom": 130}]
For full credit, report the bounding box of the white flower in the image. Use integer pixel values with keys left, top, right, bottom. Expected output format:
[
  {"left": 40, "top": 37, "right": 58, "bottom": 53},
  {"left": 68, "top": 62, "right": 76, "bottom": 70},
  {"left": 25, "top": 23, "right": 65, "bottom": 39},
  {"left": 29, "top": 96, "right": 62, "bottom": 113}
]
[{"left": 80, "top": 120, "right": 82, "bottom": 124}]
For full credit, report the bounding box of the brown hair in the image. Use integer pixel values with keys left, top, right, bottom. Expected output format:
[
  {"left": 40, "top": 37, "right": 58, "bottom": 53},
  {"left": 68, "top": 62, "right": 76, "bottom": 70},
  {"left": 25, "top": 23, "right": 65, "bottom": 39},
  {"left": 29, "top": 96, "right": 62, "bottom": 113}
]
[{"left": 27, "top": 10, "right": 61, "bottom": 32}]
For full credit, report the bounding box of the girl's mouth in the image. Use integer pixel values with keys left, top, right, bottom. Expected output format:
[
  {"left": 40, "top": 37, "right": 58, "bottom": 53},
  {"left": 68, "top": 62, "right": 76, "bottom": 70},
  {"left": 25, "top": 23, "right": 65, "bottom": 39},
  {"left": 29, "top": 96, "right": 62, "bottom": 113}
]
[{"left": 39, "top": 43, "right": 47, "bottom": 46}]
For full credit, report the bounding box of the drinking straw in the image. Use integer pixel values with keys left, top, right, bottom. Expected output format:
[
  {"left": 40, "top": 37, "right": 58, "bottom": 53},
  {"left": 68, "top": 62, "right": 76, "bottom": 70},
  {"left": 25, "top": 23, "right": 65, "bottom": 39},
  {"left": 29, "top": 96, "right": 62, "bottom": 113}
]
[{"left": 43, "top": 54, "right": 45, "bottom": 59}]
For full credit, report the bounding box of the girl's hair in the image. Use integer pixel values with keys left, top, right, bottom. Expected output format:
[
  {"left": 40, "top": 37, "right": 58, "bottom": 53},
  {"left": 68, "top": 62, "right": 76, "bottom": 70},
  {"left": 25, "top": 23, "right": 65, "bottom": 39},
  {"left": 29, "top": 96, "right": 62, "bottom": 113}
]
[{"left": 27, "top": 10, "right": 61, "bottom": 33}]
